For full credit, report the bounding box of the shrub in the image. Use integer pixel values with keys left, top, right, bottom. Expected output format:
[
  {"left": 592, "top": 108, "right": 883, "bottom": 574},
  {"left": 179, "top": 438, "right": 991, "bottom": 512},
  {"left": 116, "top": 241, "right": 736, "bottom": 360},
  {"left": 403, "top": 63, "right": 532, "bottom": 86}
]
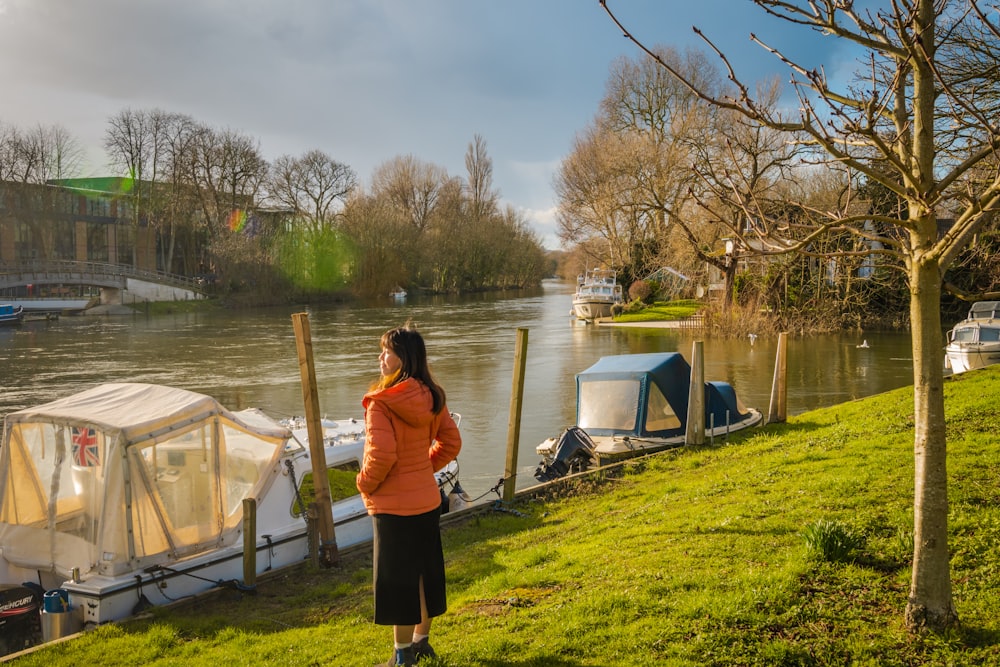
[{"left": 628, "top": 280, "right": 653, "bottom": 303}]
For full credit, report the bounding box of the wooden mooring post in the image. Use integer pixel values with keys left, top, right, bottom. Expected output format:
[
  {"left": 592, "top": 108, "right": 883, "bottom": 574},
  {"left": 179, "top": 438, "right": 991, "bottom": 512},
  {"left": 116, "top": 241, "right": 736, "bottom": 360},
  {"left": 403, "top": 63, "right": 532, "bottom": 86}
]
[
  {"left": 503, "top": 328, "right": 529, "bottom": 503},
  {"left": 768, "top": 332, "right": 788, "bottom": 424},
  {"left": 242, "top": 498, "right": 257, "bottom": 588},
  {"left": 685, "top": 340, "right": 706, "bottom": 445},
  {"left": 291, "top": 312, "right": 339, "bottom": 567}
]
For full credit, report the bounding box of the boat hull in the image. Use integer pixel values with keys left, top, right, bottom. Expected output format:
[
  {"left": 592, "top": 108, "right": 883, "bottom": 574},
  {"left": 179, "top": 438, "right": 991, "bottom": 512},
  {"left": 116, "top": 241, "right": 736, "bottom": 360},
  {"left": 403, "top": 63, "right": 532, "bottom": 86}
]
[
  {"left": 572, "top": 298, "right": 616, "bottom": 321},
  {"left": 536, "top": 409, "right": 764, "bottom": 464},
  {"left": 61, "top": 496, "right": 371, "bottom": 626},
  {"left": 946, "top": 343, "right": 1000, "bottom": 373}
]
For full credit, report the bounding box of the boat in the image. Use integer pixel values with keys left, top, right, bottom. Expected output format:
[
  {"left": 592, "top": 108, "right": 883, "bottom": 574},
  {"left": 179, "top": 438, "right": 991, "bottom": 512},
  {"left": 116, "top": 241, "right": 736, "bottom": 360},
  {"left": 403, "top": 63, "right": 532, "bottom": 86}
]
[
  {"left": 572, "top": 268, "right": 623, "bottom": 321},
  {"left": 0, "top": 382, "right": 465, "bottom": 653},
  {"left": 946, "top": 301, "right": 1000, "bottom": 373},
  {"left": 0, "top": 304, "right": 24, "bottom": 326},
  {"left": 389, "top": 287, "right": 407, "bottom": 300},
  {"left": 534, "top": 353, "right": 763, "bottom": 481}
]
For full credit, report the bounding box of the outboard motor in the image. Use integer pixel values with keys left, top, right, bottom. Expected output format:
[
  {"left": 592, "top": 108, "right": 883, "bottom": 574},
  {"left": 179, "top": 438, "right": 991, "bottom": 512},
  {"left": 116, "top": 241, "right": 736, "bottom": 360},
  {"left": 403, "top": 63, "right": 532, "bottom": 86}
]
[
  {"left": 534, "top": 427, "right": 597, "bottom": 482},
  {"left": 0, "top": 584, "right": 42, "bottom": 657}
]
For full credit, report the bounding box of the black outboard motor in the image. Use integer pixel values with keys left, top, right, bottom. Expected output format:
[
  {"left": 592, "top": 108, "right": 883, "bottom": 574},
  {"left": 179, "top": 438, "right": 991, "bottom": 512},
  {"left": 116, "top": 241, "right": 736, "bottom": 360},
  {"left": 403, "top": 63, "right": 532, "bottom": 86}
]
[
  {"left": 534, "top": 427, "right": 597, "bottom": 482},
  {"left": 0, "top": 584, "right": 42, "bottom": 657}
]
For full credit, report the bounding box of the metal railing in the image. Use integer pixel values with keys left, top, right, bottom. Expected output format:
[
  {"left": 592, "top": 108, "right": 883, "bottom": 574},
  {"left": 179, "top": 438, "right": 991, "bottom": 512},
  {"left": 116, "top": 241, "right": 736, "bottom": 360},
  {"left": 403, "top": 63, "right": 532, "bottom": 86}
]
[{"left": 0, "top": 260, "right": 207, "bottom": 294}]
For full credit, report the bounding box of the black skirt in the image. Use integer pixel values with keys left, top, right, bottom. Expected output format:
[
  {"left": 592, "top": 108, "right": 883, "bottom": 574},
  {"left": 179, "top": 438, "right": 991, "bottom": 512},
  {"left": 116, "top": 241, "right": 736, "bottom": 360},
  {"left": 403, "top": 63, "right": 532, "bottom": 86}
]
[{"left": 372, "top": 507, "right": 446, "bottom": 625}]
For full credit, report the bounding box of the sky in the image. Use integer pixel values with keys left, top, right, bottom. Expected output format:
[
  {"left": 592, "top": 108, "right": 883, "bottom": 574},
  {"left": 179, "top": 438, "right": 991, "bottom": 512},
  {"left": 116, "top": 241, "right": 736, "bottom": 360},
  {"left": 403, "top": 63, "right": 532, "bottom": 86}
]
[{"left": 0, "top": 0, "right": 862, "bottom": 249}]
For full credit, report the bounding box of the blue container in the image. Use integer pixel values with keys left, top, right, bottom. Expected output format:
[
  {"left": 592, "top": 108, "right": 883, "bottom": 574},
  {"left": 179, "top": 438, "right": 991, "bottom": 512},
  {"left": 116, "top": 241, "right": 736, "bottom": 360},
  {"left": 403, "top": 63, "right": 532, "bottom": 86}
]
[{"left": 43, "top": 589, "right": 69, "bottom": 613}]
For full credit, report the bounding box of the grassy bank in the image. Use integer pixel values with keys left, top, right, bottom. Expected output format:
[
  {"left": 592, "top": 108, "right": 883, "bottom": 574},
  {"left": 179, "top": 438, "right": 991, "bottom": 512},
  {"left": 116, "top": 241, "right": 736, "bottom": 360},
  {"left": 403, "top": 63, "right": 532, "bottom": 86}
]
[
  {"left": 613, "top": 299, "right": 702, "bottom": 323},
  {"left": 11, "top": 368, "right": 1000, "bottom": 666}
]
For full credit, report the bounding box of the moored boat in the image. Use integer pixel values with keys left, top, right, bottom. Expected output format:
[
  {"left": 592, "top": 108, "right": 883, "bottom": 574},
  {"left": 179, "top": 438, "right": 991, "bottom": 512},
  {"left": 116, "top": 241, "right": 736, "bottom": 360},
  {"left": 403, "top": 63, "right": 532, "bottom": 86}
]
[
  {"left": 572, "top": 268, "right": 623, "bottom": 321},
  {"left": 0, "top": 382, "right": 465, "bottom": 653},
  {"left": 535, "top": 353, "right": 762, "bottom": 481},
  {"left": 0, "top": 304, "right": 24, "bottom": 326},
  {"left": 945, "top": 301, "right": 1000, "bottom": 373}
]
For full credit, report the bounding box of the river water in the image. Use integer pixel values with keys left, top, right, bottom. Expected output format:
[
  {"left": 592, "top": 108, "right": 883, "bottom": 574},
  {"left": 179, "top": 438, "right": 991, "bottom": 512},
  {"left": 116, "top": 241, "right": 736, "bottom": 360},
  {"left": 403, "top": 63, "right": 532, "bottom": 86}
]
[{"left": 1, "top": 280, "right": 919, "bottom": 499}]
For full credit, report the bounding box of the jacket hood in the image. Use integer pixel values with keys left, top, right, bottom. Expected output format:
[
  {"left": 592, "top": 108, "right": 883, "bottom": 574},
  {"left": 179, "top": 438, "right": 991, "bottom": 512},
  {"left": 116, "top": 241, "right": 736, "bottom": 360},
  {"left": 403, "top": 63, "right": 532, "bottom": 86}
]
[{"left": 363, "top": 377, "right": 435, "bottom": 428}]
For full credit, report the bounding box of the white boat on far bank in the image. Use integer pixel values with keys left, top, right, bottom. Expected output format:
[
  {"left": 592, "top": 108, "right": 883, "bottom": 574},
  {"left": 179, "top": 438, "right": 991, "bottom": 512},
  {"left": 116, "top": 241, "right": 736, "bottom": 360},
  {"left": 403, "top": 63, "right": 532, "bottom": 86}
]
[
  {"left": 572, "top": 268, "right": 623, "bottom": 321},
  {"left": 946, "top": 301, "right": 1000, "bottom": 373}
]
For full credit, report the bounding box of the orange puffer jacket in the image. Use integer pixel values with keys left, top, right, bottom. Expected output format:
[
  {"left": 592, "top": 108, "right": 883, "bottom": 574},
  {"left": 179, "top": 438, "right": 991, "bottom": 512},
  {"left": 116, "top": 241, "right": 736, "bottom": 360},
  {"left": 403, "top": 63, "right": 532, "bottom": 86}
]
[{"left": 356, "top": 377, "right": 462, "bottom": 516}]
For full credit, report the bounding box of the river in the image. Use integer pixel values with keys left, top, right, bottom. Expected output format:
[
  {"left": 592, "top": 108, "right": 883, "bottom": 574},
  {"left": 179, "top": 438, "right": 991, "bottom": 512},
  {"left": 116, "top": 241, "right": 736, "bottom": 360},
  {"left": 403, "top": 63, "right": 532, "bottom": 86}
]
[{"left": 1, "top": 280, "right": 919, "bottom": 499}]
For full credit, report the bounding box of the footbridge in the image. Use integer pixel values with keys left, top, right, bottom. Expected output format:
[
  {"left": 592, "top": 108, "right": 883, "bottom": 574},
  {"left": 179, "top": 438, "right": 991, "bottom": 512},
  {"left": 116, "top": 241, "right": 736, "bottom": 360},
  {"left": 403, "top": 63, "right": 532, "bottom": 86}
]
[{"left": 0, "top": 260, "right": 207, "bottom": 309}]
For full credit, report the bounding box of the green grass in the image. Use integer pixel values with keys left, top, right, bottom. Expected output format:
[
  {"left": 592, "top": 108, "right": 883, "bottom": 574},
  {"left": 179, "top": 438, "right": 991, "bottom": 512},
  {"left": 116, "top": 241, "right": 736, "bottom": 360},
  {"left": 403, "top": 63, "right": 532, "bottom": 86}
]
[
  {"left": 12, "top": 367, "right": 1000, "bottom": 665},
  {"left": 614, "top": 299, "right": 702, "bottom": 323}
]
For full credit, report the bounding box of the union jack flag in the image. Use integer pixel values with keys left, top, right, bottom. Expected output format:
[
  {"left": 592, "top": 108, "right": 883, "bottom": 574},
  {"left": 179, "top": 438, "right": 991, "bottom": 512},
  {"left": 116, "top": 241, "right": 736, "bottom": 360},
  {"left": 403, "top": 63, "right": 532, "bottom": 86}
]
[{"left": 71, "top": 427, "right": 100, "bottom": 467}]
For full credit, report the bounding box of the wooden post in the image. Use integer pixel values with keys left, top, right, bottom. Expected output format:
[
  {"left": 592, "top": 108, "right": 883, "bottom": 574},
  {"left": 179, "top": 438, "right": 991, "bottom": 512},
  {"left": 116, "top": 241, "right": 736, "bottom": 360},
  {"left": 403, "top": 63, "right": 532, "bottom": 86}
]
[
  {"left": 291, "top": 312, "right": 339, "bottom": 567},
  {"left": 503, "top": 328, "right": 529, "bottom": 503},
  {"left": 768, "top": 332, "right": 788, "bottom": 424},
  {"left": 242, "top": 498, "right": 257, "bottom": 588},
  {"left": 685, "top": 341, "right": 705, "bottom": 445}
]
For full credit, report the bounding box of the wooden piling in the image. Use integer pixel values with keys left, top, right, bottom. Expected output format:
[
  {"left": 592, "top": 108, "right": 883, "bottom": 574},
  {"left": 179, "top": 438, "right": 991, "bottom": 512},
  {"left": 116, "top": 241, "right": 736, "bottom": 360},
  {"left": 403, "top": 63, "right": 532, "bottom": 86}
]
[
  {"left": 503, "top": 328, "right": 529, "bottom": 503},
  {"left": 291, "top": 312, "right": 339, "bottom": 567},
  {"left": 685, "top": 341, "right": 706, "bottom": 445},
  {"left": 242, "top": 498, "right": 257, "bottom": 588},
  {"left": 768, "top": 332, "right": 788, "bottom": 424}
]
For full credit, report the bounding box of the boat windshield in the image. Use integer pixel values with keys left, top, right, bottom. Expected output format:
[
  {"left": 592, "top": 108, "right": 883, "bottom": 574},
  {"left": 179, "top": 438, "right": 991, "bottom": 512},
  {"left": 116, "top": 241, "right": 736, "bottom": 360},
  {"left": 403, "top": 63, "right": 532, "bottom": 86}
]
[
  {"left": 645, "top": 383, "right": 682, "bottom": 432},
  {"left": 951, "top": 326, "right": 977, "bottom": 343},
  {"left": 578, "top": 380, "right": 639, "bottom": 431}
]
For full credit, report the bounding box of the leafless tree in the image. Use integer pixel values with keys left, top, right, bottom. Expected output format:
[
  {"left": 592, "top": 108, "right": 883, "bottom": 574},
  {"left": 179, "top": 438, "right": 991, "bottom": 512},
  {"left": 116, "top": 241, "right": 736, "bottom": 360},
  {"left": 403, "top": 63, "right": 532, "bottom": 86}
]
[
  {"left": 266, "top": 150, "right": 357, "bottom": 232},
  {"left": 602, "top": 0, "right": 1000, "bottom": 631},
  {"left": 0, "top": 121, "right": 84, "bottom": 183},
  {"left": 369, "top": 155, "right": 450, "bottom": 233},
  {"left": 465, "top": 134, "right": 500, "bottom": 221}
]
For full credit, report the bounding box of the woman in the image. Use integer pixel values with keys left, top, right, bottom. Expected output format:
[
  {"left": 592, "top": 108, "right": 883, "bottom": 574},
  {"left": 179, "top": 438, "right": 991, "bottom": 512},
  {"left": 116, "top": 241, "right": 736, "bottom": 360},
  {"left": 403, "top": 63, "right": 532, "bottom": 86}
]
[{"left": 356, "top": 324, "right": 462, "bottom": 667}]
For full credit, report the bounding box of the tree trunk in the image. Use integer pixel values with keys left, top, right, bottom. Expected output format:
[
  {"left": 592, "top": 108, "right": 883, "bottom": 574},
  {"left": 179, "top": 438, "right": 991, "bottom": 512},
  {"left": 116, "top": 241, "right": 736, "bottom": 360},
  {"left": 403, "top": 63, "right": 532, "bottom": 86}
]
[{"left": 905, "top": 245, "right": 957, "bottom": 631}]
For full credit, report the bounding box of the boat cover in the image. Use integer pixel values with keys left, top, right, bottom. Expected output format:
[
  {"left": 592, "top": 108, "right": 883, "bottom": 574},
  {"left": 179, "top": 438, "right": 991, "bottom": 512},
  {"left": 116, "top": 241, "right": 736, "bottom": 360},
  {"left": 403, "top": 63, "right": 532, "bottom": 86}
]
[
  {"left": 0, "top": 383, "right": 290, "bottom": 579},
  {"left": 576, "top": 353, "right": 755, "bottom": 438}
]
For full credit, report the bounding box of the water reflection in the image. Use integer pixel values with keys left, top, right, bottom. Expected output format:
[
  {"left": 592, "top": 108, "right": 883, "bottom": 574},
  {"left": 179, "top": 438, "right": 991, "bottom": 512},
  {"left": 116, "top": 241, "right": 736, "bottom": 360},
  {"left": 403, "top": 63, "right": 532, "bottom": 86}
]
[{"left": 1, "top": 281, "right": 918, "bottom": 497}]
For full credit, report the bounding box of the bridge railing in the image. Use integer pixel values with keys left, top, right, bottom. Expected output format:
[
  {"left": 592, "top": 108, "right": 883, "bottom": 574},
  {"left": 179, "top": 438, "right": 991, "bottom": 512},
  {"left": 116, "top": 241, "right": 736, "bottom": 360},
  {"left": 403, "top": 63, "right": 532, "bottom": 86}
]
[{"left": 0, "top": 260, "right": 208, "bottom": 294}]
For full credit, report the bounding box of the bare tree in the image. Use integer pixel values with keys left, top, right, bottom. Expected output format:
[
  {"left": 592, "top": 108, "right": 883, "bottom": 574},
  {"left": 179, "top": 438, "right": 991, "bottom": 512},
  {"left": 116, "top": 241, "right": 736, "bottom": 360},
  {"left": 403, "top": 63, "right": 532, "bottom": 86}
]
[
  {"left": 601, "top": 0, "right": 1000, "bottom": 631},
  {"left": 369, "top": 155, "right": 449, "bottom": 233},
  {"left": 0, "top": 122, "right": 83, "bottom": 183},
  {"left": 464, "top": 134, "right": 500, "bottom": 221},
  {"left": 266, "top": 150, "right": 357, "bottom": 232}
]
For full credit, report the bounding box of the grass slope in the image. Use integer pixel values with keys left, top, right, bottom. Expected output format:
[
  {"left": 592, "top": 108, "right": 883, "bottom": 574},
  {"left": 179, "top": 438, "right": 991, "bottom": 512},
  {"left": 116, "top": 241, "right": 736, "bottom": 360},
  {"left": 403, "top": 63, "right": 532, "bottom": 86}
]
[{"left": 12, "top": 367, "right": 1000, "bottom": 666}]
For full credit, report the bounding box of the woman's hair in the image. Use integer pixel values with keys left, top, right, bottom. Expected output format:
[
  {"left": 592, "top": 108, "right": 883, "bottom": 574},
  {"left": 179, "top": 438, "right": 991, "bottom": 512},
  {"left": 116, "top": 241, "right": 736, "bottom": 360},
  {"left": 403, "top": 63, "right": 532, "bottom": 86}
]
[{"left": 375, "top": 322, "right": 447, "bottom": 414}]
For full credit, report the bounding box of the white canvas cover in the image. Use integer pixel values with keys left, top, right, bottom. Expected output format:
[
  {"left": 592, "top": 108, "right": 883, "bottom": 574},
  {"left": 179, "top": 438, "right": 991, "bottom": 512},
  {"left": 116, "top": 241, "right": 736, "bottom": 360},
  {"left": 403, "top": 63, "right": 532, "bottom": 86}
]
[{"left": 0, "top": 383, "right": 290, "bottom": 579}]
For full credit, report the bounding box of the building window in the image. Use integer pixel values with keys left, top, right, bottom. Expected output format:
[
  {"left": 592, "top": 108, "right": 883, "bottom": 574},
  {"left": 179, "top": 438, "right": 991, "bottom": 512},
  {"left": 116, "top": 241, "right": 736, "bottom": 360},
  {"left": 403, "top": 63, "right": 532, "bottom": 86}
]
[
  {"left": 117, "top": 223, "right": 134, "bottom": 267},
  {"left": 88, "top": 197, "right": 111, "bottom": 218},
  {"left": 53, "top": 220, "right": 75, "bottom": 260},
  {"left": 87, "top": 222, "right": 109, "bottom": 262}
]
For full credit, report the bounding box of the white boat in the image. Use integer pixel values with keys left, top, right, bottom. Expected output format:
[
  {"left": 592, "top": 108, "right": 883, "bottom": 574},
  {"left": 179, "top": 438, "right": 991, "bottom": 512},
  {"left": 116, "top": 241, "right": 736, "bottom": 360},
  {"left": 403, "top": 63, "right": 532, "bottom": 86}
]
[
  {"left": 0, "top": 382, "right": 464, "bottom": 653},
  {"left": 572, "top": 268, "right": 623, "bottom": 321},
  {"left": 946, "top": 301, "right": 1000, "bottom": 373},
  {"left": 535, "top": 353, "right": 763, "bottom": 481}
]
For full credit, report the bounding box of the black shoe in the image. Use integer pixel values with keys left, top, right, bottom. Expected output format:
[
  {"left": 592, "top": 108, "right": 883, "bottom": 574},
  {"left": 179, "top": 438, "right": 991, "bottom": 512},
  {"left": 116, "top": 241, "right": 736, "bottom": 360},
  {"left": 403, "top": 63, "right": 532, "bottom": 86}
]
[
  {"left": 376, "top": 645, "right": 416, "bottom": 667},
  {"left": 412, "top": 637, "right": 437, "bottom": 661}
]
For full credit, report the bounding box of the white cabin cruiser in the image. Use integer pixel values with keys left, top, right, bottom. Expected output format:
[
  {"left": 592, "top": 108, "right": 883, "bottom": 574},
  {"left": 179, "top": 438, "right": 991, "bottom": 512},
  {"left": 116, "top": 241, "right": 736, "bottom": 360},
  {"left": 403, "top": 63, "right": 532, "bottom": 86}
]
[
  {"left": 0, "top": 382, "right": 464, "bottom": 654},
  {"left": 946, "top": 301, "right": 1000, "bottom": 373}
]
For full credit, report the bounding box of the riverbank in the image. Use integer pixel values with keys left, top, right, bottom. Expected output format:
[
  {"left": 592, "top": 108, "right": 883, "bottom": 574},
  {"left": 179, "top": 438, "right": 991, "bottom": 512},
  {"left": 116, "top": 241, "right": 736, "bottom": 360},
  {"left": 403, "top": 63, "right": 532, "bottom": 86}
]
[{"left": 11, "top": 366, "right": 1000, "bottom": 665}]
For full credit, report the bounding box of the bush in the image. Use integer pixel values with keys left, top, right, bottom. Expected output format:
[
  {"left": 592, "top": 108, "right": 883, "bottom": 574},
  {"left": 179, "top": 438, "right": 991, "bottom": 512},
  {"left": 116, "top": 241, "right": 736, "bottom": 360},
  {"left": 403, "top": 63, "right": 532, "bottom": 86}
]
[{"left": 629, "top": 280, "right": 653, "bottom": 303}]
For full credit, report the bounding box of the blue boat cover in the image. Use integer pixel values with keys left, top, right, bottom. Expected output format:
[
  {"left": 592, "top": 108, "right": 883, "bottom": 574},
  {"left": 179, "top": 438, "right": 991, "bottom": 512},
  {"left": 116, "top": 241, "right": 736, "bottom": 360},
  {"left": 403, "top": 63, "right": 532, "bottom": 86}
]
[{"left": 575, "top": 353, "right": 754, "bottom": 438}]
